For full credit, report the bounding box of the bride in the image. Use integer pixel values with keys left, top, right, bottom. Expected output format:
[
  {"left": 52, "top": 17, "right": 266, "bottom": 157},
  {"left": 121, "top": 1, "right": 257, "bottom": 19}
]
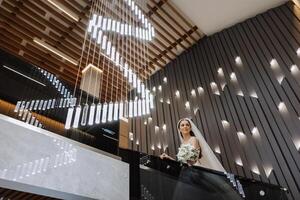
[
  {"left": 160, "top": 118, "right": 225, "bottom": 172},
  {"left": 158, "top": 119, "right": 243, "bottom": 200}
]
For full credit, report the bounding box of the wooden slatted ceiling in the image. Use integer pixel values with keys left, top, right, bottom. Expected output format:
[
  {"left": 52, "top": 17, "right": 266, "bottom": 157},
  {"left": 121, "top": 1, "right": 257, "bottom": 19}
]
[{"left": 0, "top": 0, "right": 204, "bottom": 101}]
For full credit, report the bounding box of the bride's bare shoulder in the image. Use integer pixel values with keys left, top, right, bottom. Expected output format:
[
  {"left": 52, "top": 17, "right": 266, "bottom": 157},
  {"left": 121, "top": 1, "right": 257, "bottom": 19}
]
[{"left": 189, "top": 137, "right": 200, "bottom": 147}]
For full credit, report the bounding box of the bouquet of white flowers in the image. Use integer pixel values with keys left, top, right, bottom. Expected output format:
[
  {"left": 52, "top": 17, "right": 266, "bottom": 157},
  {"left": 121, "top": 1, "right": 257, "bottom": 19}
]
[{"left": 176, "top": 144, "right": 200, "bottom": 163}]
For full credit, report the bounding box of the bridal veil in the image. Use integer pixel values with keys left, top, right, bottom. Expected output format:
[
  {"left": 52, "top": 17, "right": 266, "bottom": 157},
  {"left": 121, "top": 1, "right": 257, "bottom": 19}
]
[{"left": 177, "top": 118, "right": 226, "bottom": 172}]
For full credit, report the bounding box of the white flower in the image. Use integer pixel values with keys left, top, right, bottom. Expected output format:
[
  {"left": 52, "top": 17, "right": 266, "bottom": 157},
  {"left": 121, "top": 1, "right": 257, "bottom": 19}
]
[{"left": 176, "top": 144, "right": 199, "bottom": 163}]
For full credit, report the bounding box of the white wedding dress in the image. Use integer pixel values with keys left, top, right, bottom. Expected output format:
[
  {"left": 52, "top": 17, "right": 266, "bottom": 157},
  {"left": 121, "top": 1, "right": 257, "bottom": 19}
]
[{"left": 177, "top": 118, "right": 225, "bottom": 172}]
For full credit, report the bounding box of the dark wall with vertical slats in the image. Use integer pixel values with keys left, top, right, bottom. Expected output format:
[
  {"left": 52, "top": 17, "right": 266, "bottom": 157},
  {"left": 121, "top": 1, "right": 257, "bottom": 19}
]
[{"left": 130, "top": 2, "right": 300, "bottom": 199}]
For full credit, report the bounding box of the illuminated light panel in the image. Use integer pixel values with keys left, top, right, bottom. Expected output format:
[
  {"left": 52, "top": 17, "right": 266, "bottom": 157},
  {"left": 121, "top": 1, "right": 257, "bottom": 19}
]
[
  {"left": 65, "top": 107, "right": 74, "bottom": 129},
  {"left": 129, "top": 132, "right": 134, "bottom": 141}
]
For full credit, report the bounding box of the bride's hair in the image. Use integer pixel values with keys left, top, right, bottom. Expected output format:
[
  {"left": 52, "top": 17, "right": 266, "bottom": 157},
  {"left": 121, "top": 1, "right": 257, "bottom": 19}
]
[{"left": 177, "top": 118, "right": 195, "bottom": 138}]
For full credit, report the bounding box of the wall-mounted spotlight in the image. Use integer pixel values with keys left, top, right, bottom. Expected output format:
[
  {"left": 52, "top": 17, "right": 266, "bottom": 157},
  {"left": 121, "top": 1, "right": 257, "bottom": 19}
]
[
  {"left": 294, "top": 139, "right": 300, "bottom": 151},
  {"left": 221, "top": 120, "right": 230, "bottom": 128},
  {"left": 217, "top": 68, "right": 224, "bottom": 76},
  {"left": 175, "top": 90, "right": 180, "bottom": 98},
  {"left": 237, "top": 131, "right": 246, "bottom": 142},
  {"left": 270, "top": 59, "right": 278, "bottom": 67},
  {"left": 163, "top": 77, "right": 167, "bottom": 83},
  {"left": 235, "top": 157, "right": 243, "bottom": 166},
  {"left": 152, "top": 86, "right": 156, "bottom": 92},
  {"left": 158, "top": 85, "right": 162, "bottom": 92},
  {"left": 230, "top": 72, "right": 237, "bottom": 82},
  {"left": 251, "top": 166, "right": 260, "bottom": 175},
  {"left": 250, "top": 91, "right": 258, "bottom": 99},
  {"left": 214, "top": 146, "right": 221, "bottom": 154},
  {"left": 151, "top": 145, "right": 155, "bottom": 151},
  {"left": 191, "top": 89, "right": 196, "bottom": 97},
  {"left": 162, "top": 124, "right": 167, "bottom": 131},
  {"left": 297, "top": 48, "right": 300, "bottom": 57},
  {"left": 197, "top": 86, "right": 204, "bottom": 95},
  {"left": 185, "top": 101, "right": 190, "bottom": 109},
  {"left": 251, "top": 127, "right": 260, "bottom": 139},
  {"left": 237, "top": 90, "right": 244, "bottom": 97},
  {"left": 235, "top": 56, "right": 242, "bottom": 66},
  {"left": 193, "top": 107, "right": 199, "bottom": 115},
  {"left": 210, "top": 82, "right": 220, "bottom": 95},
  {"left": 290, "top": 64, "right": 299, "bottom": 75},
  {"left": 157, "top": 144, "right": 162, "bottom": 149},
  {"left": 264, "top": 166, "right": 273, "bottom": 178},
  {"left": 278, "top": 102, "right": 288, "bottom": 113},
  {"left": 221, "top": 83, "right": 226, "bottom": 91},
  {"left": 155, "top": 126, "right": 160, "bottom": 133}
]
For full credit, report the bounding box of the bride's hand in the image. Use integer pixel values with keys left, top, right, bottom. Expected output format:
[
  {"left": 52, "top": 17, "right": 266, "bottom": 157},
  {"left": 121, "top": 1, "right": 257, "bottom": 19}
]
[
  {"left": 160, "top": 153, "right": 168, "bottom": 159},
  {"left": 187, "top": 160, "right": 196, "bottom": 166}
]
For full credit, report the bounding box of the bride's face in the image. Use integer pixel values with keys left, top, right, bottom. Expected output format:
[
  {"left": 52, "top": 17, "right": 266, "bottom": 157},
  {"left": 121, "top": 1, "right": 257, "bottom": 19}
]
[{"left": 179, "top": 120, "right": 191, "bottom": 136}]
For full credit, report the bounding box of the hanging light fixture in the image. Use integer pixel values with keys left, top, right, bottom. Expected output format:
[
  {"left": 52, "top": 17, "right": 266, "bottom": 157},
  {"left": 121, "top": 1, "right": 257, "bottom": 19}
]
[{"left": 63, "top": 0, "right": 155, "bottom": 129}]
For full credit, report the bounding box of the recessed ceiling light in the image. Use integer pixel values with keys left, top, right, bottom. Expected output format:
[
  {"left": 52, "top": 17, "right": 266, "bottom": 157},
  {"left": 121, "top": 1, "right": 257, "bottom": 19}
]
[
  {"left": 47, "top": 0, "right": 79, "bottom": 21},
  {"left": 33, "top": 38, "right": 78, "bottom": 65}
]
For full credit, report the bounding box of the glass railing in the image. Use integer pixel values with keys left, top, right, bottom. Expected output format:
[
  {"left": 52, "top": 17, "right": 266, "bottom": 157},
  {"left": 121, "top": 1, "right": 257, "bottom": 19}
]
[{"left": 120, "top": 149, "right": 288, "bottom": 200}]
